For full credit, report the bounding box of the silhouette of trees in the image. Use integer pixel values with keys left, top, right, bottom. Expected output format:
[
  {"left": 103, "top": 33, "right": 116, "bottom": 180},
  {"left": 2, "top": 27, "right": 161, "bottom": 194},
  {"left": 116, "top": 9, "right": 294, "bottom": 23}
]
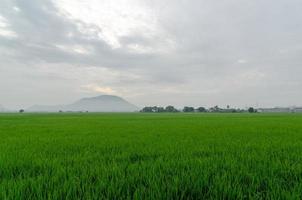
[
  {"left": 141, "top": 107, "right": 153, "bottom": 112},
  {"left": 165, "top": 106, "right": 179, "bottom": 112},
  {"left": 140, "top": 105, "right": 254, "bottom": 113},
  {"left": 196, "top": 107, "right": 207, "bottom": 112},
  {"left": 140, "top": 106, "right": 179, "bottom": 113},
  {"left": 248, "top": 107, "right": 257, "bottom": 113},
  {"left": 183, "top": 107, "right": 195, "bottom": 112}
]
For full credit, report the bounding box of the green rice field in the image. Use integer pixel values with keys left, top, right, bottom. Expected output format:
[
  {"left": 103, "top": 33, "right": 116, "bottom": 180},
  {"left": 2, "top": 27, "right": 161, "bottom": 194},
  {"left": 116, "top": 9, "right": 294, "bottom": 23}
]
[{"left": 1, "top": 113, "right": 302, "bottom": 199}]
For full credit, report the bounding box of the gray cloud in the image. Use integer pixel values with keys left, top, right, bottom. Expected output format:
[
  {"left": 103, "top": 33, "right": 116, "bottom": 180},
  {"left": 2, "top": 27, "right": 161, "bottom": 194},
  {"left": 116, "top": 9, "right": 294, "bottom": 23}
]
[{"left": 0, "top": 0, "right": 302, "bottom": 109}]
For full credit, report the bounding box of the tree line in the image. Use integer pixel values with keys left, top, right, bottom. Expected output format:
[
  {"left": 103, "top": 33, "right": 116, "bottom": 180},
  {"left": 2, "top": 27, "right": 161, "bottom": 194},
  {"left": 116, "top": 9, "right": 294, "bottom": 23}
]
[{"left": 140, "top": 105, "right": 257, "bottom": 113}]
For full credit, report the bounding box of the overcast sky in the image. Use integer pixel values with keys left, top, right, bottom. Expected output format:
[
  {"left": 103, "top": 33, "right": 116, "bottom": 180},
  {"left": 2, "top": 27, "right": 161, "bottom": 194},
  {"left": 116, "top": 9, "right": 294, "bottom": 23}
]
[{"left": 0, "top": 0, "right": 301, "bottom": 109}]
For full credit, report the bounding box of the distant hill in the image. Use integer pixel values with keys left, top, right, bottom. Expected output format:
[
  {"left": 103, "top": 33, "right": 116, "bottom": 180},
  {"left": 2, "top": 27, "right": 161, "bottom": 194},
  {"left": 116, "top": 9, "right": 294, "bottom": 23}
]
[{"left": 28, "top": 95, "right": 139, "bottom": 112}]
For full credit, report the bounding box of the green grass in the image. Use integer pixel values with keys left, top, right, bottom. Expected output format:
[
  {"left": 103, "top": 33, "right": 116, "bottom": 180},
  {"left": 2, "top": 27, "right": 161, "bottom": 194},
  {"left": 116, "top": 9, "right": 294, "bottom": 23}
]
[{"left": 1, "top": 113, "right": 302, "bottom": 199}]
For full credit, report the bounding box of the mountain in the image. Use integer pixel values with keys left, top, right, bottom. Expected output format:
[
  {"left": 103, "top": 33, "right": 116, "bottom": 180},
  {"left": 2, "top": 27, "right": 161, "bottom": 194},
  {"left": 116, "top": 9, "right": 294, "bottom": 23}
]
[{"left": 28, "top": 95, "right": 139, "bottom": 112}]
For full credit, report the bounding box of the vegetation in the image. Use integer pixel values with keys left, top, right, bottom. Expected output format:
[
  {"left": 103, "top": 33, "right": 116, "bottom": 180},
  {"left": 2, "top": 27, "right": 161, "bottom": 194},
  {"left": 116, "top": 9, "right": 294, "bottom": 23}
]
[
  {"left": 183, "top": 106, "right": 195, "bottom": 112},
  {"left": 164, "top": 105, "right": 179, "bottom": 112},
  {"left": 141, "top": 105, "right": 251, "bottom": 113},
  {"left": 248, "top": 107, "right": 257, "bottom": 113},
  {"left": 1, "top": 113, "right": 302, "bottom": 199},
  {"left": 140, "top": 106, "right": 165, "bottom": 113},
  {"left": 141, "top": 105, "right": 179, "bottom": 113},
  {"left": 196, "top": 107, "right": 207, "bottom": 112}
]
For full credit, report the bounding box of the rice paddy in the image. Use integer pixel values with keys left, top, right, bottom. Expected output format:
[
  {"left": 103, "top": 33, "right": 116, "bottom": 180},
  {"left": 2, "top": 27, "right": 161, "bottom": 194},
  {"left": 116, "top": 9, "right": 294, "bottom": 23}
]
[{"left": 1, "top": 113, "right": 302, "bottom": 199}]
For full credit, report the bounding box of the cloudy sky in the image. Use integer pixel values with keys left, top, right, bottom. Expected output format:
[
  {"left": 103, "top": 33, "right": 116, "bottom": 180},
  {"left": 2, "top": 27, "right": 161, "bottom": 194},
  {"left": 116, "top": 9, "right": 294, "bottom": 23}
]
[{"left": 0, "top": 0, "right": 301, "bottom": 109}]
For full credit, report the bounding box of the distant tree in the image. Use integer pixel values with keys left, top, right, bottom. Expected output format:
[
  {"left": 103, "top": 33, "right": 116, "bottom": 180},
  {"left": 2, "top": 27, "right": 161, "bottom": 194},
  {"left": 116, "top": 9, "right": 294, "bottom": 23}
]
[
  {"left": 209, "top": 105, "right": 221, "bottom": 112},
  {"left": 141, "top": 105, "right": 181, "bottom": 113},
  {"left": 183, "top": 106, "right": 195, "bottom": 112},
  {"left": 151, "top": 106, "right": 158, "bottom": 112},
  {"left": 149, "top": 107, "right": 155, "bottom": 112},
  {"left": 196, "top": 107, "right": 207, "bottom": 112},
  {"left": 165, "top": 105, "right": 179, "bottom": 112},
  {"left": 156, "top": 107, "right": 165, "bottom": 113},
  {"left": 140, "top": 107, "right": 153, "bottom": 112},
  {"left": 19, "top": 109, "right": 24, "bottom": 113},
  {"left": 59, "top": 110, "right": 63, "bottom": 113},
  {"left": 227, "top": 105, "right": 230, "bottom": 109},
  {"left": 248, "top": 107, "right": 256, "bottom": 113}
]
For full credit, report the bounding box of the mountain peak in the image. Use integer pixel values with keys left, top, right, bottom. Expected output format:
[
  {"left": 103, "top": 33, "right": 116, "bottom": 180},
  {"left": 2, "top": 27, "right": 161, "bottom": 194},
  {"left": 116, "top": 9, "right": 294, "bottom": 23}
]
[
  {"left": 28, "top": 95, "right": 138, "bottom": 112},
  {"left": 80, "top": 95, "right": 123, "bottom": 101}
]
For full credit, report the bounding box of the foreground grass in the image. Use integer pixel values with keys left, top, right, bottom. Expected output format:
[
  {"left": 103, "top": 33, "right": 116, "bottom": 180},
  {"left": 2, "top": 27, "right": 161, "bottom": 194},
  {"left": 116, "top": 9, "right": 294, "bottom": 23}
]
[{"left": 1, "top": 113, "right": 302, "bottom": 199}]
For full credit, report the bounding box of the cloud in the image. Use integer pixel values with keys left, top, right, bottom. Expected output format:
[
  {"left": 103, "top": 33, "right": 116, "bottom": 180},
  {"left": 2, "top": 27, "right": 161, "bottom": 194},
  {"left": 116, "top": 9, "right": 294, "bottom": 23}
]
[
  {"left": 81, "top": 84, "right": 116, "bottom": 94},
  {"left": 55, "top": 44, "right": 93, "bottom": 55},
  {"left": 0, "top": 15, "right": 17, "bottom": 38},
  {"left": 237, "top": 59, "right": 247, "bottom": 64},
  {"left": 0, "top": 0, "right": 302, "bottom": 109}
]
